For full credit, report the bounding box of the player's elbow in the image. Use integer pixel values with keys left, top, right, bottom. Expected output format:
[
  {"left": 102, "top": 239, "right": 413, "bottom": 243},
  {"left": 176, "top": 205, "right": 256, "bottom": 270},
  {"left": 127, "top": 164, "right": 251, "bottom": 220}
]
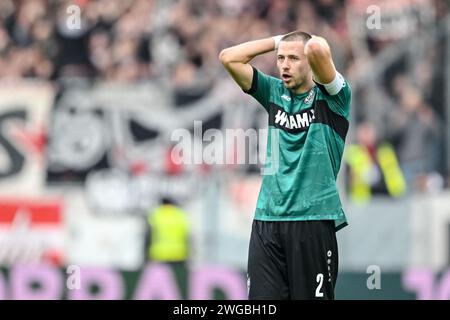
[
  {"left": 219, "top": 48, "right": 232, "bottom": 65},
  {"left": 304, "top": 38, "right": 330, "bottom": 61}
]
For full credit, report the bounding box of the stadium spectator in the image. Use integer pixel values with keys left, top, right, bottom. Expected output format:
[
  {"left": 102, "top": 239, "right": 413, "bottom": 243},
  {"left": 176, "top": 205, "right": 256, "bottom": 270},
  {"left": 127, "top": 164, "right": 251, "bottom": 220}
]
[{"left": 145, "top": 197, "right": 190, "bottom": 266}]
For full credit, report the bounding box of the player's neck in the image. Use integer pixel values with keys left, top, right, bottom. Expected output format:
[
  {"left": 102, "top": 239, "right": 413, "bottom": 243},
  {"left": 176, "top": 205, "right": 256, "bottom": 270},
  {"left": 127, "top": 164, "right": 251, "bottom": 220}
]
[{"left": 290, "top": 80, "right": 314, "bottom": 95}]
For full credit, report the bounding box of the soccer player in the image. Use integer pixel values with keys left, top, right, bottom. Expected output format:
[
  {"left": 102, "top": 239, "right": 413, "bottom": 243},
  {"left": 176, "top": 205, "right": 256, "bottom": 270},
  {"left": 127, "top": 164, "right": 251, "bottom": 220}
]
[{"left": 219, "top": 31, "right": 351, "bottom": 299}]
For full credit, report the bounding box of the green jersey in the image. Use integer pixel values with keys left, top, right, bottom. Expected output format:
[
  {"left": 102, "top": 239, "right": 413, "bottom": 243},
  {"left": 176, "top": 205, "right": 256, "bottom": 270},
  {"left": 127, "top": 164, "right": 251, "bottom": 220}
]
[{"left": 245, "top": 67, "right": 351, "bottom": 230}]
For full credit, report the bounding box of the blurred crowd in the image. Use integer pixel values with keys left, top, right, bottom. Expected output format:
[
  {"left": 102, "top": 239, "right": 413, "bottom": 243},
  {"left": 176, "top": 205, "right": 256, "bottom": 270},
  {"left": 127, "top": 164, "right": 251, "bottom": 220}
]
[
  {"left": 0, "top": 0, "right": 353, "bottom": 83},
  {"left": 0, "top": 0, "right": 449, "bottom": 193}
]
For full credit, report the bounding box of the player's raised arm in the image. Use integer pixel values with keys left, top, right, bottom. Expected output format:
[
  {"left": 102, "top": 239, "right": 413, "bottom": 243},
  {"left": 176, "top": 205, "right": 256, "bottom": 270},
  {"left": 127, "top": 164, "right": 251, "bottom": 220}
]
[
  {"left": 304, "top": 35, "right": 337, "bottom": 86},
  {"left": 219, "top": 37, "right": 280, "bottom": 91}
]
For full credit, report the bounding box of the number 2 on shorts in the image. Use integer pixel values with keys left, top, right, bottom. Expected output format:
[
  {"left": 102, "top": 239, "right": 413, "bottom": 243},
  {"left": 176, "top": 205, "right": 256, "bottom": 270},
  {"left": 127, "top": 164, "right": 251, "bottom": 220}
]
[{"left": 315, "top": 273, "right": 324, "bottom": 297}]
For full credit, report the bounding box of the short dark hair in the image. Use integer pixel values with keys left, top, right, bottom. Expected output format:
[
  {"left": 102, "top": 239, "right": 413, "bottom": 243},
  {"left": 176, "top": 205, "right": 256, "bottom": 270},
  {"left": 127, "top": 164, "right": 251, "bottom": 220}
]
[
  {"left": 281, "top": 31, "right": 312, "bottom": 44},
  {"left": 161, "top": 196, "right": 175, "bottom": 205}
]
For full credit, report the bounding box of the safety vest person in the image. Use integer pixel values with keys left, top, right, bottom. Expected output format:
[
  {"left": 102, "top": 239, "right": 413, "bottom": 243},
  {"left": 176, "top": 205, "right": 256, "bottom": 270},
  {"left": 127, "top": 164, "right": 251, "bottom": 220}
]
[
  {"left": 147, "top": 198, "right": 190, "bottom": 263},
  {"left": 346, "top": 142, "right": 406, "bottom": 203}
]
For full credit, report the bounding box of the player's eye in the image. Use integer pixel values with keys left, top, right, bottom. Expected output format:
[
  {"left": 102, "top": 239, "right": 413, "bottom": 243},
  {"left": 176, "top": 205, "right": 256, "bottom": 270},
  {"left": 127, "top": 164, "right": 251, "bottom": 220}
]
[{"left": 277, "top": 56, "right": 284, "bottom": 61}]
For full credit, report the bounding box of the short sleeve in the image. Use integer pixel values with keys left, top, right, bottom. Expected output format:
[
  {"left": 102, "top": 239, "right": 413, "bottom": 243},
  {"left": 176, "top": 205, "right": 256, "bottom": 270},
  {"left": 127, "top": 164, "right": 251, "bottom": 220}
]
[
  {"left": 314, "top": 72, "right": 352, "bottom": 118},
  {"left": 243, "top": 66, "right": 275, "bottom": 111}
]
